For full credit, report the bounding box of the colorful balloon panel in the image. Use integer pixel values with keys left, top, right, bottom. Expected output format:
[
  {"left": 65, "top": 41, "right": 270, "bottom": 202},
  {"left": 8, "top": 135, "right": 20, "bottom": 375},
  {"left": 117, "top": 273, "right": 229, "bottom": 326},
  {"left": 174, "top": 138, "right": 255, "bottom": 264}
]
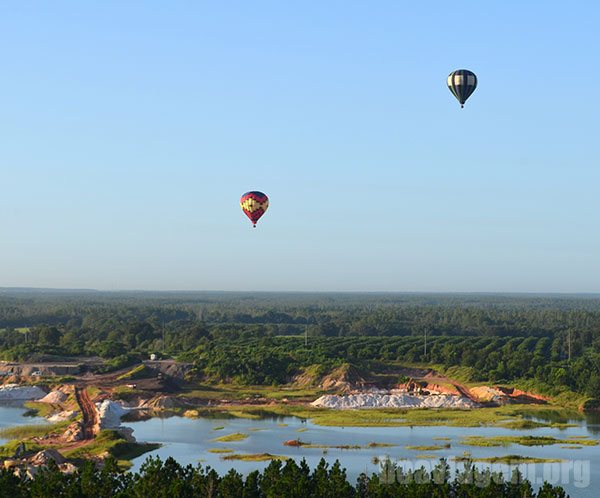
[
  {"left": 240, "top": 191, "right": 269, "bottom": 227},
  {"left": 447, "top": 69, "right": 477, "bottom": 108}
]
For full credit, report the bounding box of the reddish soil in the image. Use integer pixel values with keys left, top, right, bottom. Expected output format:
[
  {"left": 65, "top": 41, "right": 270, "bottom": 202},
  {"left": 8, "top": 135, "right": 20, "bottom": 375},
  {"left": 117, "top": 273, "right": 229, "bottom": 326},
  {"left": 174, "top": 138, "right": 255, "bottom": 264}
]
[
  {"left": 495, "top": 386, "right": 548, "bottom": 404},
  {"left": 74, "top": 387, "right": 98, "bottom": 439}
]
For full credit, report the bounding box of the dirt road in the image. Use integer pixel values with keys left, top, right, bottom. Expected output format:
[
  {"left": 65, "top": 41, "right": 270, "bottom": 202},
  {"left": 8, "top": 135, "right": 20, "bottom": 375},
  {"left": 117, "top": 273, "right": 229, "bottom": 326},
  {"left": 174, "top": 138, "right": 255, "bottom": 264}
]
[{"left": 74, "top": 387, "right": 98, "bottom": 439}]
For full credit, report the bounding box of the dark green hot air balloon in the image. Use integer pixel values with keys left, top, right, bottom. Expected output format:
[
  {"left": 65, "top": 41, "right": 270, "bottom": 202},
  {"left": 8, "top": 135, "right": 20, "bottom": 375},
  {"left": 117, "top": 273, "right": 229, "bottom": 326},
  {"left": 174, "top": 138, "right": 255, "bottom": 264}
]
[{"left": 447, "top": 69, "right": 477, "bottom": 108}]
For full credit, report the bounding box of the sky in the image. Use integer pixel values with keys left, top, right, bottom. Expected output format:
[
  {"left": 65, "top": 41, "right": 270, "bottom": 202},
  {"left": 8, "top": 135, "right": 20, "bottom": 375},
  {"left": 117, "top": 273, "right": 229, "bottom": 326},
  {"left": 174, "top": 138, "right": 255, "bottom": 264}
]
[{"left": 1, "top": 1, "right": 599, "bottom": 292}]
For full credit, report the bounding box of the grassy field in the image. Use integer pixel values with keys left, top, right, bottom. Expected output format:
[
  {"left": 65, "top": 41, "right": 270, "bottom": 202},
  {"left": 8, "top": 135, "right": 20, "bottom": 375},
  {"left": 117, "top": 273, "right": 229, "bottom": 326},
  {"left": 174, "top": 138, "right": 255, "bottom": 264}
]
[
  {"left": 405, "top": 444, "right": 451, "bottom": 451},
  {"left": 0, "top": 327, "right": 31, "bottom": 334},
  {"left": 0, "top": 421, "right": 69, "bottom": 439},
  {"left": 180, "top": 384, "right": 324, "bottom": 402},
  {"left": 211, "top": 432, "right": 248, "bottom": 443},
  {"left": 452, "top": 454, "right": 564, "bottom": 464},
  {"left": 460, "top": 435, "right": 599, "bottom": 447},
  {"left": 198, "top": 403, "right": 585, "bottom": 429},
  {"left": 62, "top": 430, "right": 160, "bottom": 461},
  {"left": 116, "top": 365, "right": 154, "bottom": 381},
  {"left": 284, "top": 440, "right": 396, "bottom": 450},
  {"left": 22, "top": 401, "right": 58, "bottom": 418},
  {"left": 0, "top": 440, "right": 44, "bottom": 458},
  {"left": 221, "top": 452, "right": 286, "bottom": 462}
]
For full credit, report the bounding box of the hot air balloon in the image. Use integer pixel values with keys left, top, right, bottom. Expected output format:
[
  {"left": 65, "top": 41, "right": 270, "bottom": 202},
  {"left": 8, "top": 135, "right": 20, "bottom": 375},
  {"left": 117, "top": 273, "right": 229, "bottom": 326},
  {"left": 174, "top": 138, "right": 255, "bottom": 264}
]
[
  {"left": 447, "top": 69, "right": 477, "bottom": 108},
  {"left": 240, "top": 191, "right": 269, "bottom": 228}
]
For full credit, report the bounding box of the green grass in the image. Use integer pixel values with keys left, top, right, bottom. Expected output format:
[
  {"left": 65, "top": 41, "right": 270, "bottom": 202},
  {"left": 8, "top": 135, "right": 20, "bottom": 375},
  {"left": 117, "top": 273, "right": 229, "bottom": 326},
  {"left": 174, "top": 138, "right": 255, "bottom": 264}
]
[
  {"left": 180, "top": 384, "right": 323, "bottom": 402},
  {"left": 228, "top": 411, "right": 261, "bottom": 420},
  {"left": 498, "top": 419, "right": 549, "bottom": 430},
  {"left": 207, "top": 448, "right": 234, "bottom": 454},
  {"left": 206, "top": 402, "right": 588, "bottom": 429},
  {"left": 221, "top": 453, "right": 287, "bottom": 462},
  {"left": 116, "top": 459, "right": 133, "bottom": 471},
  {"left": 510, "top": 380, "right": 589, "bottom": 409},
  {"left": 406, "top": 444, "right": 450, "bottom": 451},
  {"left": 415, "top": 454, "right": 439, "bottom": 459},
  {"left": 406, "top": 363, "right": 475, "bottom": 384},
  {"left": 0, "top": 422, "right": 68, "bottom": 440},
  {"left": 304, "top": 444, "right": 362, "bottom": 450},
  {"left": 453, "top": 455, "right": 564, "bottom": 464},
  {"left": 283, "top": 440, "right": 395, "bottom": 450},
  {"left": 211, "top": 432, "right": 248, "bottom": 443},
  {"left": 212, "top": 426, "right": 225, "bottom": 431},
  {"left": 112, "top": 386, "right": 139, "bottom": 400},
  {"left": 497, "top": 418, "right": 578, "bottom": 430},
  {"left": 432, "top": 437, "right": 451, "bottom": 441},
  {"left": 560, "top": 445, "right": 583, "bottom": 449},
  {"left": 460, "top": 435, "right": 599, "bottom": 447},
  {"left": 62, "top": 430, "right": 160, "bottom": 461},
  {"left": 116, "top": 364, "right": 153, "bottom": 381},
  {"left": 22, "top": 401, "right": 57, "bottom": 418},
  {"left": 0, "top": 440, "right": 44, "bottom": 458}
]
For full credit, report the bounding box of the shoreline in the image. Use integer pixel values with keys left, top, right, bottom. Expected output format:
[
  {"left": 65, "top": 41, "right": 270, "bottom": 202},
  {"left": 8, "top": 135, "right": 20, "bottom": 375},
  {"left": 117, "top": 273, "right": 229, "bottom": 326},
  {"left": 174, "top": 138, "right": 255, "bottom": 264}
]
[{"left": 0, "top": 384, "right": 596, "bottom": 479}]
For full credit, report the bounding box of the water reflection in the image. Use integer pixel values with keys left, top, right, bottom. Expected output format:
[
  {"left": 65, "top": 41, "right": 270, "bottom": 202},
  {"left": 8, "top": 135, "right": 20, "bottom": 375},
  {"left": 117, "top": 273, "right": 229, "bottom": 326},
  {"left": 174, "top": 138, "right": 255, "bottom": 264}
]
[{"left": 127, "top": 412, "right": 600, "bottom": 498}]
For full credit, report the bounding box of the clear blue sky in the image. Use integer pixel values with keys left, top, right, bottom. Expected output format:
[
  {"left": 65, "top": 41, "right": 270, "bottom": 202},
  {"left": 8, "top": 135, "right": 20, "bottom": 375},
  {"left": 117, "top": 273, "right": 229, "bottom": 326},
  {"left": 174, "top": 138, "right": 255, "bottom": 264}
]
[{"left": 1, "top": 1, "right": 599, "bottom": 292}]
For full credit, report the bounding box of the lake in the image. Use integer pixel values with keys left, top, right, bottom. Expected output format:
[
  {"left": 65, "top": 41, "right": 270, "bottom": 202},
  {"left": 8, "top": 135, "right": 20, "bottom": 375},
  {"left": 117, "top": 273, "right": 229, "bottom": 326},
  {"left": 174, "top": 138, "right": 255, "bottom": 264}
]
[
  {"left": 0, "top": 402, "right": 598, "bottom": 497},
  {"left": 0, "top": 401, "right": 48, "bottom": 437},
  {"left": 127, "top": 411, "right": 600, "bottom": 497}
]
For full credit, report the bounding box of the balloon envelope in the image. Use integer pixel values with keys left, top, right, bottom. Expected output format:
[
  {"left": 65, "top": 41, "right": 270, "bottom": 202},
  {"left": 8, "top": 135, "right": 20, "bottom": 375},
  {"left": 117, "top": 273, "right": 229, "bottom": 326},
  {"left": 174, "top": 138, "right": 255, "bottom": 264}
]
[
  {"left": 447, "top": 69, "right": 477, "bottom": 108},
  {"left": 240, "top": 191, "right": 269, "bottom": 227}
]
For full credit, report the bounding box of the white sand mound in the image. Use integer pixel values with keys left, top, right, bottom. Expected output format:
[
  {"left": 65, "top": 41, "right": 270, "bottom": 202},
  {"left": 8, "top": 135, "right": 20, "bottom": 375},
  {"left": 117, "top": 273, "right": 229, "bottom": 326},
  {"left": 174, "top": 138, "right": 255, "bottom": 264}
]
[
  {"left": 311, "top": 393, "right": 477, "bottom": 409},
  {"left": 0, "top": 384, "right": 46, "bottom": 400},
  {"left": 96, "top": 400, "right": 129, "bottom": 429},
  {"left": 39, "top": 390, "right": 68, "bottom": 404}
]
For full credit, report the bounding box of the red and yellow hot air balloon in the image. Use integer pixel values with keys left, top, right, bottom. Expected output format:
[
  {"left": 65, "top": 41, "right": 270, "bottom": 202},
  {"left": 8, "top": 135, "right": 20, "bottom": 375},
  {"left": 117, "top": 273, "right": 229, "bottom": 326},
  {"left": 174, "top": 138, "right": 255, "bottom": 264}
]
[{"left": 240, "top": 191, "right": 269, "bottom": 228}]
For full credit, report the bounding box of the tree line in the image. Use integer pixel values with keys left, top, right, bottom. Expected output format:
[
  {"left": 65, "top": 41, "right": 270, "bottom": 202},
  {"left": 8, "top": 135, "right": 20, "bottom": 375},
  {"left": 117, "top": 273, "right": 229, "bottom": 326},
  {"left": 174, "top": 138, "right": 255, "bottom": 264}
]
[
  {"left": 0, "top": 291, "right": 599, "bottom": 397},
  {"left": 0, "top": 456, "right": 567, "bottom": 497}
]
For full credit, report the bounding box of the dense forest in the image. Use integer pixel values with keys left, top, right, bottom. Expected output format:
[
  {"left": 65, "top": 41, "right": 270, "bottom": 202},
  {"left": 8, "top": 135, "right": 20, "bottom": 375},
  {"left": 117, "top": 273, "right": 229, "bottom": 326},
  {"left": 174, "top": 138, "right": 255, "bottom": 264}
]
[
  {"left": 1, "top": 289, "right": 599, "bottom": 397},
  {"left": 0, "top": 455, "right": 568, "bottom": 497}
]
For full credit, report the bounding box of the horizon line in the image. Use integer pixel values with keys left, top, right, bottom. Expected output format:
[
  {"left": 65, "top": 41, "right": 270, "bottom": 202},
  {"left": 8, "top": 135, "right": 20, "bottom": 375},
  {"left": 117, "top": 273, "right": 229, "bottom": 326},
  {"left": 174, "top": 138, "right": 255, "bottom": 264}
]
[{"left": 1, "top": 286, "right": 600, "bottom": 297}]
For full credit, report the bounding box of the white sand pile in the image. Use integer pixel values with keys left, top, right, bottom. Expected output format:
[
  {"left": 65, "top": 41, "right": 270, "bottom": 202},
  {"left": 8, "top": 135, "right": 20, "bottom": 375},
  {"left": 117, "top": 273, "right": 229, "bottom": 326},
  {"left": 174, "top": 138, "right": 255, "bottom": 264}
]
[
  {"left": 311, "top": 393, "right": 477, "bottom": 409},
  {"left": 38, "top": 390, "right": 68, "bottom": 404},
  {"left": 96, "top": 400, "right": 129, "bottom": 428},
  {"left": 0, "top": 384, "right": 46, "bottom": 400}
]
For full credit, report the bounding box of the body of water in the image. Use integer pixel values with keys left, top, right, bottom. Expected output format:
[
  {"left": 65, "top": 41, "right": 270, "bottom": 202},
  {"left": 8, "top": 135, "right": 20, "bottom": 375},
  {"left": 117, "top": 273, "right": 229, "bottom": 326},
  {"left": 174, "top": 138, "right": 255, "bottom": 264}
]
[
  {"left": 127, "top": 412, "right": 600, "bottom": 497},
  {"left": 0, "top": 401, "right": 47, "bottom": 438},
  {"left": 0, "top": 402, "right": 598, "bottom": 497}
]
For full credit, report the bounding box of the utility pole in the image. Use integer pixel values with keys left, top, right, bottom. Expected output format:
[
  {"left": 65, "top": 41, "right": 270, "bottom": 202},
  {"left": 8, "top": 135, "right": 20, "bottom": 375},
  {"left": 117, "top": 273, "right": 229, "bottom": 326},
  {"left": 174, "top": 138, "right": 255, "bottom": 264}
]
[{"left": 305, "top": 316, "right": 308, "bottom": 347}]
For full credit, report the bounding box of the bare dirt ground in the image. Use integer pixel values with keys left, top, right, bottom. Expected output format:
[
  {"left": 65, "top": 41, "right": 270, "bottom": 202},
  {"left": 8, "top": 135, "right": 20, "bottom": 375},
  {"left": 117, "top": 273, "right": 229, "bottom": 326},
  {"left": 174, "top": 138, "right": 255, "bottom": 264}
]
[{"left": 74, "top": 388, "right": 98, "bottom": 439}]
